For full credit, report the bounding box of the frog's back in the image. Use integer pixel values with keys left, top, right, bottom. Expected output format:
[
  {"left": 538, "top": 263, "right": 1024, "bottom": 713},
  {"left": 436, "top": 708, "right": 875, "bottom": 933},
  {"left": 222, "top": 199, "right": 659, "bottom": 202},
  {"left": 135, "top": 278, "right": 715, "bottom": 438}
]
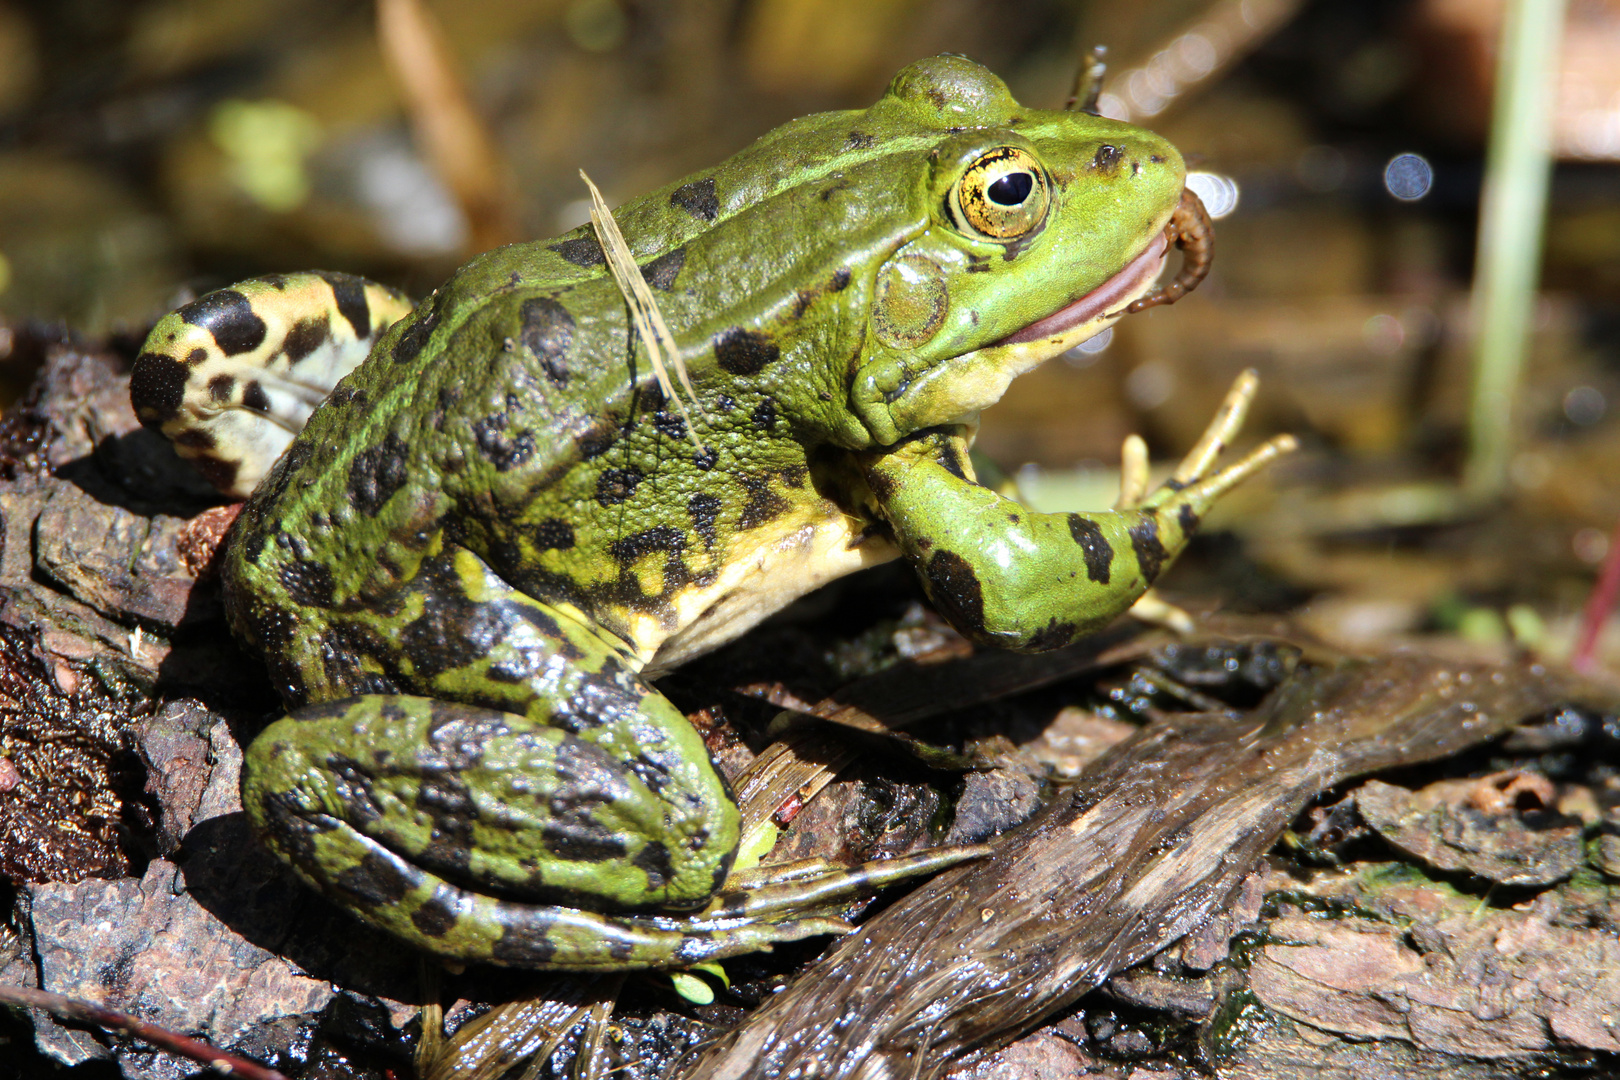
[
  {"left": 222, "top": 93, "right": 948, "bottom": 667},
  {"left": 221, "top": 53, "right": 1130, "bottom": 683}
]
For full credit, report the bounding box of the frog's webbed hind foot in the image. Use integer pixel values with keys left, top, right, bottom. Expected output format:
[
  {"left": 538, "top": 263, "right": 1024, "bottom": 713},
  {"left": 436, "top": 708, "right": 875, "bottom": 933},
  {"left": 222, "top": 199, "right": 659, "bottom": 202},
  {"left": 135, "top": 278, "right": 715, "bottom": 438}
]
[
  {"left": 131, "top": 272, "right": 412, "bottom": 497},
  {"left": 254, "top": 776, "right": 983, "bottom": 971},
  {"left": 699, "top": 845, "right": 990, "bottom": 924},
  {"left": 243, "top": 685, "right": 986, "bottom": 971}
]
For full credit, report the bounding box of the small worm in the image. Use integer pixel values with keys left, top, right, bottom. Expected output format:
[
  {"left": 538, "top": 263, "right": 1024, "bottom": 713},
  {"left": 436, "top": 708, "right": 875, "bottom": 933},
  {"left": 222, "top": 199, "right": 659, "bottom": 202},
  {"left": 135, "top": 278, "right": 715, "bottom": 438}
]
[{"left": 1125, "top": 187, "right": 1213, "bottom": 314}]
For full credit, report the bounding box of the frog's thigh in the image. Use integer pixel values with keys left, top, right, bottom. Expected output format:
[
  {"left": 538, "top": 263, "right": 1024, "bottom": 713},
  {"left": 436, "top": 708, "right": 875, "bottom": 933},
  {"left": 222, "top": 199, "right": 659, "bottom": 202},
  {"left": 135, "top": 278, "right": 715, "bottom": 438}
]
[{"left": 243, "top": 548, "right": 739, "bottom": 916}]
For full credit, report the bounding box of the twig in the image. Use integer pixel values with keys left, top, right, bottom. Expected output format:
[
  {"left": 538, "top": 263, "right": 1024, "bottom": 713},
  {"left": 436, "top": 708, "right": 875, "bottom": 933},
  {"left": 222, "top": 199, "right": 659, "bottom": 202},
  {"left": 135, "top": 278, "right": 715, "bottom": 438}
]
[
  {"left": 0, "top": 985, "right": 290, "bottom": 1080},
  {"left": 377, "top": 0, "right": 520, "bottom": 254}
]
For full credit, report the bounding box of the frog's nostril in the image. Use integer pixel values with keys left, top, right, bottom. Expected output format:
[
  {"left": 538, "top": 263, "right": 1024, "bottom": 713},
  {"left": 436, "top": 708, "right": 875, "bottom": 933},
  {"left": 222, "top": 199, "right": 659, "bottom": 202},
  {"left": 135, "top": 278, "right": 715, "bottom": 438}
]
[{"left": 1092, "top": 144, "right": 1122, "bottom": 170}]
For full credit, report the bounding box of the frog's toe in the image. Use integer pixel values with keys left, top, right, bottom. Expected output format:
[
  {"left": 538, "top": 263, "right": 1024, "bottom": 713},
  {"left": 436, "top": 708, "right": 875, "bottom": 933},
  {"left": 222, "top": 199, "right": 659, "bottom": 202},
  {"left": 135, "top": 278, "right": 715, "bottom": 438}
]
[
  {"left": 704, "top": 844, "right": 991, "bottom": 922},
  {"left": 1171, "top": 369, "right": 1262, "bottom": 485},
  {"left": 1145, "top": 371, "right": 1296, "bottom": 513}
]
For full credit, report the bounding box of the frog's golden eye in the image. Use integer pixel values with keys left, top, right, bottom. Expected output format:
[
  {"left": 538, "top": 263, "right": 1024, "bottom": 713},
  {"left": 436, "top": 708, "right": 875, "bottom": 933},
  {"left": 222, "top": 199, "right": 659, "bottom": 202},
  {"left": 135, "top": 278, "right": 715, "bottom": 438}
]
[{"left": 951, "top": 147, "right": 1049, "bottom": 241}]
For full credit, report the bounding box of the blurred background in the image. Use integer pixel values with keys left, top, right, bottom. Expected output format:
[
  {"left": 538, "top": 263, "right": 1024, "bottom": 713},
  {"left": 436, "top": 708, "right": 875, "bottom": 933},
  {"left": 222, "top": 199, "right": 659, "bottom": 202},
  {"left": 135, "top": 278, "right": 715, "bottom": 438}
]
[{"left": 0, "top": 0, "right": 1616, "bottom": 654}]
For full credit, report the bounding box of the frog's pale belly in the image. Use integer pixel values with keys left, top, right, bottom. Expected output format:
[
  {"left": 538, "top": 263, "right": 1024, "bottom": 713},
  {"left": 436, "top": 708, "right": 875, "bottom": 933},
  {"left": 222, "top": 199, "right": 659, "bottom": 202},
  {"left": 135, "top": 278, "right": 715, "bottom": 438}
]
[{"left": 634, "top": 501, "right": 899, "bottom": 676}]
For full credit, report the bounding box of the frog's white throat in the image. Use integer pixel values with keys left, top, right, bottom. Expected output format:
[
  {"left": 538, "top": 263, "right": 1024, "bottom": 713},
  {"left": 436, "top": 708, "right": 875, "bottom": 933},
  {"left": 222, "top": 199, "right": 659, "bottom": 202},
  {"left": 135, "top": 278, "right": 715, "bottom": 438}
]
[{"left": 885, "top": 234, "right": 1171, "bottom": 436}]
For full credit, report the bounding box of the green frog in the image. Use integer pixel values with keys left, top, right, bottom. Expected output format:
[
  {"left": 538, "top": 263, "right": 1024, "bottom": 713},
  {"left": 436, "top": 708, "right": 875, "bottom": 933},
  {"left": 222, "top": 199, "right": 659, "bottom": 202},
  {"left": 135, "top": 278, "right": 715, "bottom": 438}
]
[{"left": 131, "top": 55, "right": 1290, "bottom": 970}]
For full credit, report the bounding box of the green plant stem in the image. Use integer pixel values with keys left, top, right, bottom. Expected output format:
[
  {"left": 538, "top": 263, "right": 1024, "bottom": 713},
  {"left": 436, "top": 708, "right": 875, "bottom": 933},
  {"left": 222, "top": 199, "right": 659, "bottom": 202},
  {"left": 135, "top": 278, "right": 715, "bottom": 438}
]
[{"left": 1464, "top": 0, "right": 1567, "bottom": 500}]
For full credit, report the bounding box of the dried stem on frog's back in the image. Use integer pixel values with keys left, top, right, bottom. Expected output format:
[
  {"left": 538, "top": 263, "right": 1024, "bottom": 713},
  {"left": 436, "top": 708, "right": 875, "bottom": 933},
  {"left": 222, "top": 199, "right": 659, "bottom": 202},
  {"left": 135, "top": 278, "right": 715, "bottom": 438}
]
[{"left": 580, "top": 170, "right": 706, "bottom": 447}]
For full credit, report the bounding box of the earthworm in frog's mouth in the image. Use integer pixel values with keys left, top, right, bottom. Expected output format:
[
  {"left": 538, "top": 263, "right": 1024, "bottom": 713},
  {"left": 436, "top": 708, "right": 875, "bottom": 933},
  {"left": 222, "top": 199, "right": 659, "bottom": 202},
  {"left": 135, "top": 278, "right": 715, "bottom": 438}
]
[{"left": 998, "top": 187, "right": 1213, "bottom": 346}]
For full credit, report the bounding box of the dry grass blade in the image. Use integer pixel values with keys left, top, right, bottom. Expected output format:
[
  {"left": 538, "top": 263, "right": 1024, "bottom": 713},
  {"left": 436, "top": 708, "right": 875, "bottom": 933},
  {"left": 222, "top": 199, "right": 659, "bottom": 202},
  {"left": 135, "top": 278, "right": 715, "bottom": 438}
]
[
  {"left": 729, "top": 727, "right": 858, "bottom": 861},
  {"left": 421, "top": 977, "right": 623, "bottom": 1080},
  {"left": 546, "top": 992, "right": 619, "bottom": 1080},
  {"left": 580, "top": 170, "right": 705, "bottom": 445},
  {"left": 377, "top": 0, "right": 519, "bottom": 253}
]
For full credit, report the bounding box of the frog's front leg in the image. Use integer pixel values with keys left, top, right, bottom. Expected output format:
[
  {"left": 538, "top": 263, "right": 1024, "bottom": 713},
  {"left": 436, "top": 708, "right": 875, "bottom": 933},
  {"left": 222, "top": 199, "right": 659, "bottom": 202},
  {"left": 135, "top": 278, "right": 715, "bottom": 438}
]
[{"left": 865, "top": 372, "right": 1295, "bottom": 651}]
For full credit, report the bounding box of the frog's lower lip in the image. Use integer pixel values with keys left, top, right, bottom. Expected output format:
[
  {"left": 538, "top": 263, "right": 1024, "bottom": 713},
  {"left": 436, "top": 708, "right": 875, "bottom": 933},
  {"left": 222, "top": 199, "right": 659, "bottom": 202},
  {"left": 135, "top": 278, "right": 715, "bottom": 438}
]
[{"left": 996, "top": 232, "right": 1170, "bottom": 346}]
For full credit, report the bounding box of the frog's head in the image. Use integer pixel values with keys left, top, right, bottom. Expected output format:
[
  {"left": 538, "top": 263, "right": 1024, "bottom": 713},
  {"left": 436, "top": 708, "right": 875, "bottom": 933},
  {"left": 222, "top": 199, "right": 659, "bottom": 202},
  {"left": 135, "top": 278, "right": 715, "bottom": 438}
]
[{"left": 843, "top": 56, "right": 1186, "bottom": 446}]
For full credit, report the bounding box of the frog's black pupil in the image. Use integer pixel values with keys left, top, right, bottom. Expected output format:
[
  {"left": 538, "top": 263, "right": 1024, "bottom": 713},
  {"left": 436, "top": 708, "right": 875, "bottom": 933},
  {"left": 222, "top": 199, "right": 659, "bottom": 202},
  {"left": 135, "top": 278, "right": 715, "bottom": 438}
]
[{"left": 988, "top": 172, "right": 1033, "bottom": 206}]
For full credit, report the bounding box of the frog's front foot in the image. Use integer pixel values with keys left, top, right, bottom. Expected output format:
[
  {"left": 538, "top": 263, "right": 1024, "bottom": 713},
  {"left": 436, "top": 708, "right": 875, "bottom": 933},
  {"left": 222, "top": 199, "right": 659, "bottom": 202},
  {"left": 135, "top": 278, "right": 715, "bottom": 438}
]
[
  {"left": 1120, "top": 370, "right": 1296, "bottom": 634},
  {"left": 865, "top": 370, "right": 1294, "bottom": 653},
  {"left": 1120, "top": 369, "right": 1297, "bottom": 517}
]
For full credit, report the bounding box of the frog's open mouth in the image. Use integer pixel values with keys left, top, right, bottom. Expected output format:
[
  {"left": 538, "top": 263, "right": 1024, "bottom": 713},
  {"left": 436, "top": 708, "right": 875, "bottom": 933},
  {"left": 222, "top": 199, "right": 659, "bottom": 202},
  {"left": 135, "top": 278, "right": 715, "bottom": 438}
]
[{"left": 997, "top": 231, "right": 1169, "bottom": 347}]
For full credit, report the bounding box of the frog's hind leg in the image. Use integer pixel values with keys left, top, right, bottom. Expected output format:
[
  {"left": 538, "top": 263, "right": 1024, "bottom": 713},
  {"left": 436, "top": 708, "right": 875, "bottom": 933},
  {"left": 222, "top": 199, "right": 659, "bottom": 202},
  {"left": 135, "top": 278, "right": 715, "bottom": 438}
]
[
  {"left": 131, "top": 272, "right": 412, "bottom": 497},
  {"left": 244, "top": 693, "right": 843, "bottom": 969},
  {"left": 241, "top": 545, "right": 975, "bottom": 969},
  {"left": 244, "top": 691, "right": 976, "bottom": 970}
]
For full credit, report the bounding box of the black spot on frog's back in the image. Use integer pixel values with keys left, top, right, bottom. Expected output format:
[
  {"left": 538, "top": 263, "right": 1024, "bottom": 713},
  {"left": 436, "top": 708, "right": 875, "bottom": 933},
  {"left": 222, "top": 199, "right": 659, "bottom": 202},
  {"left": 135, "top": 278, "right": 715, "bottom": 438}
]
[
  {"left": 640, "top": 248, "right": 686, "bottom": 292},
  {"left": 713, "top": 328, "right": 780, "bottom": 376},
  {"left": 670, "top": 177, "right": 719, "bottom": 222},
  {"left": 542, "top": 821, "right": 628, "bottom": 863},
  {"left": 687, "top": 492, "right": 721, "bottom": 546},
  {"left": 348, "top": 433, "right": 410, "bottom": 516},
  {"left": 279, "top": 554, "right": 336, "bottom": 608},
  {"left": 391, "top": 300, "right": 442, "bottom": 366},
  {"left": 528, "top": 518, "right": 575, "bottom": 551},
  {"left": 653, "top": 411, "right": 687, "bottom": 441},
  {"left": 608, "top": 525, "right": 685, "bottom": 565},
  {"left": 519, "top": 297, "right": 574, "bottom": 386},
  {"left": 737, "top": 476, "right": 790, "bottom": 530},
  {"left": 178, "top": 289, "right": 266, "bottom": 356},
  {"left": 549, "top": 235, "right": 605, "bottom": 268},
  {"left": 595, "top": 467, "right": 642, "bottom": 506},
  {"left": 472, "top": 409, "right": 536, "bottom": 471},
  {"left": 575, "top": 417, "right": 619, "bottom": 460},
  {"left": 631, "top": 839, "right": 675, "bottom": 889}
]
